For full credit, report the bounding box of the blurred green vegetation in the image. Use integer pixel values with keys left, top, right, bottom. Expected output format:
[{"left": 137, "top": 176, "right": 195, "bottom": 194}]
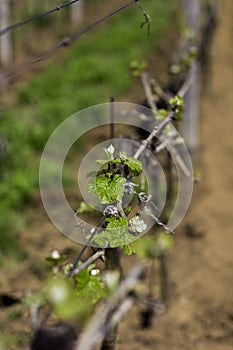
[{"left": 0, "top": 0, "right": 176, "bottom": 258}]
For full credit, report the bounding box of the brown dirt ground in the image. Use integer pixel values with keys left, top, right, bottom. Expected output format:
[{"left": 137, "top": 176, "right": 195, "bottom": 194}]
[{"left": 0, "top": 0, "right": 232, "bottom": 349}]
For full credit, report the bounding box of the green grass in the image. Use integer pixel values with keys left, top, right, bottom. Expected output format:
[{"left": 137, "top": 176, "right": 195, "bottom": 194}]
[
  {"left": 17, "top": 0, "right": 176, "bottom": 116},
  {"left": 0, "top": 0, "right": 176, "bottom": 256}
]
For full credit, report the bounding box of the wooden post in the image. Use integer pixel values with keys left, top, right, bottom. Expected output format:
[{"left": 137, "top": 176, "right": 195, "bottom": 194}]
[
  {"left": 181, "top": 0, "right": 200, "bottom": 153},
  {"left": 182, "top": 61, "right": 200, "bottom": 152},
  {"left": 70, "top": 0, "right": 84, "bottom": 25},
  {"left": 0, "top": 0, "right": 13, "bottom": 68}
]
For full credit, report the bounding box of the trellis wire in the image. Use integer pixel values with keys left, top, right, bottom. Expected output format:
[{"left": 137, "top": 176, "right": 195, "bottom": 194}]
[
  {"left": 0, "top": 0, "right": 82, "bottom": 36},
  {"left": 0, "top": 0, "right": 137, "bottom": 86}
]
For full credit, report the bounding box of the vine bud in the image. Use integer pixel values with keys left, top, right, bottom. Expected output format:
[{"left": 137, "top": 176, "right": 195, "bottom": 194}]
[
  {"left": 138, "top": 192, "right": 152, "bottom": 203},
  {"left": 103, "top": 205, "right": 118, "bottom": 218}
]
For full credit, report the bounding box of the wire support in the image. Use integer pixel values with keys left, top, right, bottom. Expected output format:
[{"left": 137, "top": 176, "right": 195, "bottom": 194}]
[
  {"left": 0, "top": 0, "right": 83, "bottom": 37},
  {"left": 0, "top": 0, "right": 136, "bottom": 85}
]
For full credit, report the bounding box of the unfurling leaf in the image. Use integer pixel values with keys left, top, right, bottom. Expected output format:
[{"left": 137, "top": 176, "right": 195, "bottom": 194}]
[
  {"left": 104, "top": 144, "right": 115, "bottom": 159},
  {"left": 169, "top": 95, "right": 184, "bottom": 121},
  {"left": 129, "top": 216, "right": 147, "bottom": 234}
]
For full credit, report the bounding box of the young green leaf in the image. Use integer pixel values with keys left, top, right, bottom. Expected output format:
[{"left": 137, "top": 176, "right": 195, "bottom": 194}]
[
  {"left": 91, "top": 230, "right": 111, "bottom": 247},
  {"left": 106, "top": 216, "right": 128, "bottom": 230},
  {"left": 95, "top": 175, "right": 126, "bottom": 204},
  {"left": 123, "top": 206, "right": 132, "bottom": 216},
  {"left": 88, "top": 176, "right": 97, "bottom": 195},
  {"left": 106, "top": 217, "right": 133, "bottom": 247},
  {"left": 155, "top": 109, "right": 168, "bottom": 120},
  {"left": 91, "top": 216, "right": 134, "bottom": 248},
  {"left": 96, "top": 159, "right": 112, "bottom": 166},
  {"left": 123, "top": 244, "right": 136, "bottom": 255},
  {"left": 119, "top": 151, "right": 128, "bottom": 161},
  {"left": 123, "top": 157, "right": 142, "bottom": 176},
  {"left": 169, "top": 95, "right": 184, "bottom": 121},
  {"left": 75, "top": 268, "right": 106, "bottom": 304}
]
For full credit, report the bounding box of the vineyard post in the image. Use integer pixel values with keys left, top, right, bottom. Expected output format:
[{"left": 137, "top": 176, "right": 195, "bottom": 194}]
[
  {"left": 70, "top": 0, "right": 84, "bottom": 25},
  {"left": 159, "top": 149, "right": 173, "bottom": 303},
  {"left": 140, "top": 73, "right": 175, "bottom": 304},
  {"left": 181, "top": 0, "right": 200, "bottom": 153},
  {"left": 0, "top": 0, "right": 13, "bottom": 68}
]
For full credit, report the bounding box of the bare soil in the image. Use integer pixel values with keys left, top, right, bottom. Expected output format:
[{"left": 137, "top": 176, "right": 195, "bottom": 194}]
[{"left": 0, "top": 0, "right": 232, "bottom": 349}]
